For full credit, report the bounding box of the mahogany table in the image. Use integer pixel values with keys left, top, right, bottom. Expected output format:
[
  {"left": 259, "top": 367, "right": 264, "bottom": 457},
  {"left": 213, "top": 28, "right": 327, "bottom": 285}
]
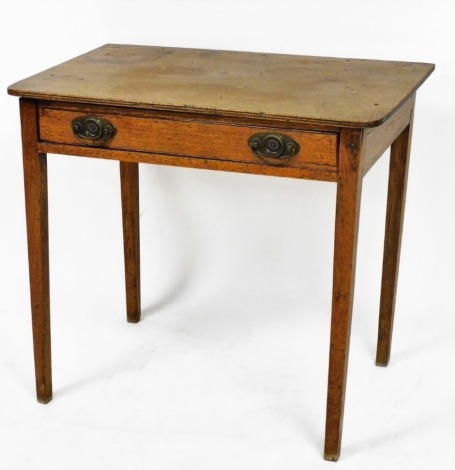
[{"left": 8, "top": 44, "right": 434, "bottom": 460}]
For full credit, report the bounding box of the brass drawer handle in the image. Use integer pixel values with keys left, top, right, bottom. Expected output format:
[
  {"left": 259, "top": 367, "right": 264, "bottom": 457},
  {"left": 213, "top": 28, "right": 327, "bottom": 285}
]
[
  {"left": 71, "top": 116, "right": 116, "bottom": 146},
  {"left": 248, "top": 132, "right": 299, "bottom": 166}
]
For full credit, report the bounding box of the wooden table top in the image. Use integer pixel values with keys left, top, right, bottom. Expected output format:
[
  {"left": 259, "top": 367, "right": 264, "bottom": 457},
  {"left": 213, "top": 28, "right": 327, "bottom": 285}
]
[{"left": 8, "top": 44, "right": 434, "bottom": 127}]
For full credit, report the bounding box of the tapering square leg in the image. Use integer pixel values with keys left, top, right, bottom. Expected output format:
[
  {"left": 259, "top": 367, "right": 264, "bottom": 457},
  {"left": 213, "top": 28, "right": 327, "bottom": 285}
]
[
  {"left": 20, "top": 98, "right": 52, "bottom": 404},
  {"left": 324, "top": 129, "right": 364, "bottom": 461},
  {"left": 376, "top": 118, "right": 414, "bottom": 367},
  {"left": 120, "top": 161, "right": 141, "bottom": 323}
]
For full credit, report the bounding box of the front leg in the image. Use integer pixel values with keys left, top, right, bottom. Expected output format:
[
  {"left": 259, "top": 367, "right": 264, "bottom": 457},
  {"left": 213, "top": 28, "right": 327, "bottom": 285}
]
[
  {"left": 20, "top": 98, "right": 52, "bottom": 404},
  {"left": 324, "top": 128, "right": 364, "bottom": 461}
]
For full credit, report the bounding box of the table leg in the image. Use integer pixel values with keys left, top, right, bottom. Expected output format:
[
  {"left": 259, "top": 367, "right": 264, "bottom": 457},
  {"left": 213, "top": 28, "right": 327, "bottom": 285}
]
[
  {"left": 376, "top": 117, "right": 414, "bottom": 366},
  {"left": 324, "top": 128, "right": 364, "bottom": 461},
  {"left": 120, "top": 161, "right": 141, "bottom": 323},
  {"left": 20, "top": 99, "right": 52, "bottom": 404}
]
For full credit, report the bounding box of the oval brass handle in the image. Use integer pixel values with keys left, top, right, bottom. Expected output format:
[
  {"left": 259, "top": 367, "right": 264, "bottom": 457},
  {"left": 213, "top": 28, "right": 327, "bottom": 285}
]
[
  {"left": 71, "top": 116, "right": 116, "bottom": 146},
  {"left": 248, "top": 132, "right": 299, "bottom": 166}
]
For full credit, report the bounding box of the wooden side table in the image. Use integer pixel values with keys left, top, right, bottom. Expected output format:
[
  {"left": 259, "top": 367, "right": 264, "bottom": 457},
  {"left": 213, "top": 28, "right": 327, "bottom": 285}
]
[{"left": 8, "top": 44, "right": 434, "bottom": 460}]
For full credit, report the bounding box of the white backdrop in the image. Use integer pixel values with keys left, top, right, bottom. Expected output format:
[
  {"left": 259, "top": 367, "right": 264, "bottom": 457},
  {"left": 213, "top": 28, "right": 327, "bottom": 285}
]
[{"left": 0, "top": 1, "right": 453, "bottom": 469}]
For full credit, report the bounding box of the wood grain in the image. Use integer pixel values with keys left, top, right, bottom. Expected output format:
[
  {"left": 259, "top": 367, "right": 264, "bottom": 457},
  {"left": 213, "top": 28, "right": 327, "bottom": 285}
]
[
  {"left": 376, "top": 115, "right": 414, "bottom": 366},
  {"left": 20, "top": 98, "right": 52, "bottom": 404},
  {"left": 8, "top": 44, "right": 434, "bottom": 127},
  {"left": 324, "top": 128, "right": 364, "bottom": 461},
  {"left": 38, "top": 107, "right": 338, "bottom": 168},
  {"left": 120, "top": 162, "right": 141, "bottom": 323}
]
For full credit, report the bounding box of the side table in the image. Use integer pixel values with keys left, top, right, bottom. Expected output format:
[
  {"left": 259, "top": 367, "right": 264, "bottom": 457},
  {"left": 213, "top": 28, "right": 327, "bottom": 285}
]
[{"left": 8, "top": 44, "right": 434, "bottom": 460}]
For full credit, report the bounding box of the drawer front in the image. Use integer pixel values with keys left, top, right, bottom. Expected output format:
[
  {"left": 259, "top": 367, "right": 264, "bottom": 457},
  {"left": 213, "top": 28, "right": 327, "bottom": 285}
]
[{"left": 38, "top": 108, "right": 338, "bottom": 168}]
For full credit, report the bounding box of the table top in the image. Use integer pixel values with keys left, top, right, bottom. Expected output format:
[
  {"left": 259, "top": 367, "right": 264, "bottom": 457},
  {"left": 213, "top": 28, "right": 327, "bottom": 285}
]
[{"left": 8, "top": 44, "right": 434, "bottom": 127}]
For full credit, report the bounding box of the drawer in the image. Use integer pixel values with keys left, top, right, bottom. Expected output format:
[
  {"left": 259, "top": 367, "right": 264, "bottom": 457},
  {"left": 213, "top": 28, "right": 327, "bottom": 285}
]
[{"left": 38, "top": 108, "right": 338, "bottom": 168}]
